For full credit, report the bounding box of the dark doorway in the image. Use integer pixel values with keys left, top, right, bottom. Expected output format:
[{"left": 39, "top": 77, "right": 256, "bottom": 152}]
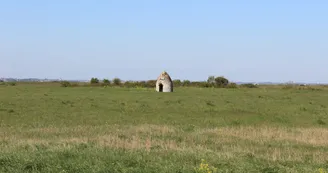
[{"left": 159, "top": 84, "right": 163, "bottom": 92}]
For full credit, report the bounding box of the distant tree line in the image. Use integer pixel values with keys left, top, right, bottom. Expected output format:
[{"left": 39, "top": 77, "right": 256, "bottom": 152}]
[
  {"left": 0, "top": 81, "right": 17, "bottom": 86},
  {"left": 60, "top": 76, "right": 258, "bottom": 88},
  {"left": 2, "top": 78, "right": 325, "bottom": 90}
]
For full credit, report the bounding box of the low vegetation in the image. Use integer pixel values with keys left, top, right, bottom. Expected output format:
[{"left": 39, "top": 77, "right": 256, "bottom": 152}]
[
  {"left": 55, "top": 76, "right": 327, "bottom": 92},
  {"left": 240, "top": 83, "right": 258, "bottom": 88},
  {"left": 0, "top": 82, "right": 17, "bottom": 86},
  {"left": 59, "top": 76, "right": 238, "bottom": 88},
  {"left": 1, "top": 81, "right": 328, "bottom": 172}
]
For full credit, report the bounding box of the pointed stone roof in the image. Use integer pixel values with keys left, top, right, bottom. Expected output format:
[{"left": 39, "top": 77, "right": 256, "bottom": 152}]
[{"left": 157, "top": 71, "right": 172, "bottom": 81}]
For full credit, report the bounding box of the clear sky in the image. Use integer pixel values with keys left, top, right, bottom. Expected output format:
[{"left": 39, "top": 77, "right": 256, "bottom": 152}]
[{"left": 1, "top": 0, "right": 327, "bottom": 83}]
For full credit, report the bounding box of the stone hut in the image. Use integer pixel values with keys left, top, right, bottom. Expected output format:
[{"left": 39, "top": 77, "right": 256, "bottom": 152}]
[{"left": 156, "top": 71, "right": 173, "bottom": 92}]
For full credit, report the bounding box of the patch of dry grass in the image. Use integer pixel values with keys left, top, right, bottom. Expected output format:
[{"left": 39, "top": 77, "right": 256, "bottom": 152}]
[
  {"left": 1, "top": 125, "right": 328, "bottom": 164},
  {"left": 199, "top": 126, "right": 328, "bottom": 146}
]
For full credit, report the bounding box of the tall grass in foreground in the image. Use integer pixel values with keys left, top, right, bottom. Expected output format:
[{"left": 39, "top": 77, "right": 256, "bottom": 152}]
[{"left": 1, "top": 125, "right": 328, "bottom": 172}]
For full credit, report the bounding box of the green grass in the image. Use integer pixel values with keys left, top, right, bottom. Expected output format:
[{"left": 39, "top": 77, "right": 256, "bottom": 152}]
[{"left": 1, "top": 84, "right": 328, "bottom": 172}]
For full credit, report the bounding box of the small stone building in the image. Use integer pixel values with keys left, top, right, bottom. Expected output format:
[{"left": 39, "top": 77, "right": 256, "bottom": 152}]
[{"left": 156, "top": 71, "right": 173, "bottom": 92}]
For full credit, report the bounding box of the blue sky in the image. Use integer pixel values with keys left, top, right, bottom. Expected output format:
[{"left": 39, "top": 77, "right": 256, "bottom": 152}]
[{"left": 1, "top": 0, "right": 327, "bottom": 82}]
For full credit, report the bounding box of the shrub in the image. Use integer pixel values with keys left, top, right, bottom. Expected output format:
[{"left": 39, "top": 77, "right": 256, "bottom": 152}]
[
  {"left": 112, "top": 78, "right": 121, "bottom": 86},
  {"left": 60, "top": 81, "right": 71, "bottom": 87},
  {"left": 317, "top": 119, "right": 326, "bottom": 125},
  {"left": 202, "top": 82, "right": 213, "bottom": 88},
  {"left": 207, "top": 76, "right": 215, "bottom": 84},
  {"left": 90, "top": 78, "right": 99, "bottom": 84},
  {"left": 194, "top": 159, "right": 218, "bottom": 173},
  {"left": 214, "top": 76, "right": 229, "bottom": 87},
  {"left": 182, "top": 80, "right": 191, "bottom": 86},
  {"left": 70, "top": 83, "right": 79, "bottom": 87},
  {"left": 282, "top": 84, "right": 295, "bottom": 89},
  {"left": 136, "top": 81, "right": 147, "bottom": 88},
  {"left": 206, "top": 76, "right": 216, "bottom": 87},
  {"left": 146, "top": 80, "right": 156, "bottom": 88},
  {"left": 8, "top": 82, "right": 17, "bottom": 86},
  {"left": 227, "top": 82, "right": 238, "bottom": 88},
  {"left": 190, "top": 81, "right": 208, "bottom": 87},
  {"left": 319, "top": 168, "right": 327, "bottom": 173},
  {"left": 173, "top": 79, "right": 182, "bottom": 87},
  {"left": 103, "top": 79, "right": 110, "bottom": 84},
  {"left": 123, "top": 81, "right": 133, "bottom": 88},
  {"left": 240, "top": 83, "right": 258, "bottom": 88}
]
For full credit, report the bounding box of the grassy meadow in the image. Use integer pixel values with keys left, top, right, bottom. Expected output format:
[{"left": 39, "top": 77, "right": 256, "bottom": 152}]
[{"left": 1, "top": 83, "right": 328, "bottom": 172}]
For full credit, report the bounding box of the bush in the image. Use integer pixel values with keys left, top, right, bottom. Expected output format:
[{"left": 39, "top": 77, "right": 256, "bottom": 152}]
[
  {"left": 8, "top": 82, "right": 17, "bottom": 86},
  {"left": 90, "top": 78, "right": 99, "bottom": 84},
  {"left": 227, "top": 82, "right": 238, "bottom": 88},
  {"left": 60, "top": 81, "right": 71, "bottom": 87},
  {"left": 190, "top": 81, "right": 208, "bottom": 87},
  {"left": 112, "top": 78, "right": 121, "bottom": 86},
  {"left": 173, "top": 79, "right": 182, "bottom": 87},
  {"left": 123, "top": 81, "right": 133, "bottom": 88},
  {"left": 240, "top": 83, "right": 258, "bottom": 88},
  {"left": 207, "top": 76, "right": 215, "bottom": 84},
  {"left": 206, "top": 76, "right": 216, "bottom": 87},
  {"left": 182, "top": 80, "right": 191, "bottom": 86},
  {"left": 136, "top": 81, "right": 147, "bottom": 88},
  {"left": 202, "top": 82, "right": 213, "bottom": 88},
  {"left": 215, "top": 76, "right": 229, "bottom": 87},
  {"left": 194, "top": 159, "right": 218, "bottom": 173},
  {"left": 122, "top": 81, "right": 147, "bottom": 88},
  {"left": 103, "top": 79, "right": 110, "bottom": 84},
  {"left": 70, "top": 83, "right": 79, "bottom": 87},
  {"left": 0, "top": 82, "right": 15, "bottom": 86},
  {"left": 146, "top": 80, "right": 156, "bottom": 88},
  {"left": 282, "top": 84, "right": 295, "bottom": 89}
]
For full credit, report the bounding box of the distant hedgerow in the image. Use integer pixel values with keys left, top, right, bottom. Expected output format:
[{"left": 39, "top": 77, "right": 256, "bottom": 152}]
[
  {"left": 146, "top": 80, "right": 156, "bottom": 88},
  {"left": 57, "top": 75, "right": 238, "bottom": 89},
  {"left": 8, "top": 82, "right": 17, "bottom": 86},
  {"left": 214, "top": 76, "right": 229, "bottom": 87},
  {"left": 112, "top": 78, "right": 121, "bottom": 86},
  {"left": 90, "top": 78, "right": 99, "bottom": 84},
  {"left": 173, "top": 79, "right": 182, "bottom": 87},
  {"left": 227, "top": 82, "right": 238, "bottom": 88},
  {"left": 103, "top": 79, "right": 110, "bottom": 84},
  {"left": 182, "top": 80, "right": 191, "bottom": 86},
  {"left": 240, "top": 83, "right": 258, "bottom": 88},
  {"left": 60, "top": 81, "right": 71, "bottom": 87}
]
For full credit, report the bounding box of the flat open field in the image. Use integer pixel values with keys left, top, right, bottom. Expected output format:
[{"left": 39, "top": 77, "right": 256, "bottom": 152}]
[{"left": 1, "top": 84, "right": 328, "bottom": 172}]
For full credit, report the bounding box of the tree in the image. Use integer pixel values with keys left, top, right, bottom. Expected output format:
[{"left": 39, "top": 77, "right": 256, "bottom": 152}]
[
  {"left": 215, "top": 76, "right": 229, "bottom": 87},
  {"left": 207, "top": 76, "right": 215, "bottom": 84},
  {"left": 60, "top": 81, "right": 71, "bottom": 87},
  {"left": 112, "top": 78, "right": 121, "bottom": 86},
  {"left": 123, "top": 81, "right": 132, "bottom": 88},
  {"left": 90, "top": 77, "right": 99, "bottom": 84},
  {"left": 146, "top": 80, "right": 156, "bottom": 88},
  {"left": 173, "top": 79, "right": 182, "bottom": 87},
  {"left": 103, "top": 79, "right": 110, "bottom": 84},
  {"left": 137, "top": 81, "right": 147, "bottom": 88},
  {"left": 240, "top": 83, "right": 258, "bottom": 88},
  {"left": 182, "top": 80, "right": 191, "bottom": 86}
]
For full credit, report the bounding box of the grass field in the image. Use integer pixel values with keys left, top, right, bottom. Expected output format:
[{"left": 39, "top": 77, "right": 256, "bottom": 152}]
[{"left": 1, "top": 83, "right": 328, "bottom": 172}]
